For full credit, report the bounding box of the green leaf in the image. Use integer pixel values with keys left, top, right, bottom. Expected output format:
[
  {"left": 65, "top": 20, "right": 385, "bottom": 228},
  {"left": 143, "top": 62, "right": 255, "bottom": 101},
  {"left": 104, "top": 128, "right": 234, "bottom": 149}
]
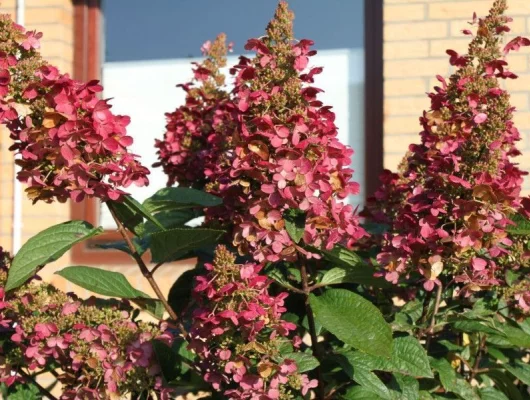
[
  {"left": 341, "top": 386, "right": 384, "bottom": 400},
  {"left": 150, "top": 228, "right": 224, "bottom": 263},
  {"left": 507, "top": 214, "right": 530, "bottom": 236},
  {"left": 451, "top": 319, "right": 505, "bottom": 336},
  {"left": 7, "top": 382, "right": 41, "bottom": 400},
  {"left": 122, "top": 195, "right": 165, "bottom": 230},
  {"left": 430, "top": 357, "right": 479, "bottom": 400},
  {"left": 309, "top": 288, "right": 393, "bottom": 358},
  {"left": 479, "top": 387, "right": 510, "bottom": 400},
  {"left": 152, "top": 340, "right": 182, "bottom": 383},
  {"left": 284, "top": 209, "right": 306, "bottom": 244},
  {"left": 487, "top": 370, "right": 524, "bottom": 400},
  {"left": 319, "top": 245, "right": 364, "bottom": 269},
  {"left": 56, "top": 266, "right": 148, "bottom": 299},
  {"left": 319, "top": 266, "right": 390, "bottom": 288},
  {"left": 107, "top": 199, "right": 143, "bottom": 235},
  {"left": 267, "top": 268, "right": 300, "bottom": 292},
  {"left": 139, "top": 210, "right": 197, "bottom": 236},
  {"left": 361, "top": 222, "right": 390, "bottom": 235},
  {"left": 143, "top": 187, "right": 222, "bottom": 213},
  {"left": 283, "top": 352, "right": 319, "bottom": 373},
  {"left": 96, "top": 236, "right": 150, "bottom": 256},
  {"left": 502, "top": 324, "right": 530, "bottom": 348},
  {"left": 131, "top": 297, "right": 165, "bottom": 319},
  {"left": 504, "top": 360, "right": 530, "bottom": 386},
  {"left": 419, "top": 392, "right": 434, "bottom": 400},
  {"left": 391, "top": 373, "right": 419, "bottom": 400},
  {"left": 350, "top": 366, "right": 391, "bottom": 400},
  {"left": 338, "top": 336, "right": 433, "bottom": 378},
  {"left": 168, "top": 269, "right": 199, "bottom": 316},
  {"left": 6, "top": 221, "right": 103, "bottom": 291},
  {"left": 505, "top": 269, "right": 520, "bottom": 288}
]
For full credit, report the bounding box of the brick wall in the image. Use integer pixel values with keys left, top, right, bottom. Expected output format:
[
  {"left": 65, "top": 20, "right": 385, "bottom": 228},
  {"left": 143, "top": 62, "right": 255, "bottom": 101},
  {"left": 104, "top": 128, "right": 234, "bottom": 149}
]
[
  {"left": 383, "top": 0, "right": 530, "bottom": 193},
  {"left": 0, "top": 0, "right": 73, "bottom": 259}
]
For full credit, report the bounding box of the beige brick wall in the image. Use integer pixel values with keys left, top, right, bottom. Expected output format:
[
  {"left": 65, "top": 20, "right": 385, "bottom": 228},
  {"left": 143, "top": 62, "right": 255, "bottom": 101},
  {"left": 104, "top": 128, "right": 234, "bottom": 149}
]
[
  {"left": 0, "top": 1, "right": 188, "bottom": 304},
  {"left": 0, "top": 0, "right": 73, "bottom": 260},
  {"left": 383, "top": 0, "right": 530, "bottom": 192}
]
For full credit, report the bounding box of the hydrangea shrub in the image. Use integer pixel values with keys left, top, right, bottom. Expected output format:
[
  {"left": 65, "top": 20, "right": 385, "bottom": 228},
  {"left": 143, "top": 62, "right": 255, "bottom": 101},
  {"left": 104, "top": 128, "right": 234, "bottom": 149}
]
[{"left": 2, "top": 1, "right": 530, "bottom": 399}]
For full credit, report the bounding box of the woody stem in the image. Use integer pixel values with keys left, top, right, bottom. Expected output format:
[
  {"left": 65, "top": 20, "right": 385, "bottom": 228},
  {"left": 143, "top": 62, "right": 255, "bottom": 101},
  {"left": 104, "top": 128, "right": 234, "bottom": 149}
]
[
  {"left": 300, "top": 264, "right": 325, "bottom": 400},
  {"left": 107, "top": 204, "right": 188, "bottom": 338}
]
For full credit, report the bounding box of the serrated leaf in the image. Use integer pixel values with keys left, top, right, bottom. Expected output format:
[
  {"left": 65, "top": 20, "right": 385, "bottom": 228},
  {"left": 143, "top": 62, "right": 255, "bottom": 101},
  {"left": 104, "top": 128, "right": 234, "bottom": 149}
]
[
  {"left": 96, "top": 236, "right": 150, "bottom": 256},
  {"left": 320, "top": 266, "right": 390, "bottom": 288},
  {"left": 150, "top": 228, "right": 224, "bottom": 263},
  {"left": 168, "top": 269, "right": 199, "bottom": 317},
  {"left": 507, "top": 214, "right": 530, "bottom": 236},
  {"left": 143, "top": 187, "right": 222, "bottom": 213},
  {"left": 130, "top": 297, "right": 165, "bottom": 319},
  {"left": 361, "top": 222, "right": 390, "bottom": 235},
  {"left": 122, "top": 195, "right": 165, "bottom": 230},
  {"left": 338, "top": 336, "right": 433, "bottom": 378},
  {"left": 391, "top": 373, "right": 419, "bottom": 400},
  {"left": 6, "top": 221, "right": 103, "bottom": 291},
  {"left": 351, "top": 366, "right": 391, "bottom": 400},
  {"left": 7, "top": 382, "right": 41, "bottom": 400},
  {"left": 284, "top": 209, "right": 305, "bottom": 244},
  {"left": 502, "top": 324, "right": 530, "bottom": 348},
  {"left": 107, "top": 199, "right": 143, "bottom": 235},
  {"left": 487, "top": 370, "right": 524, "bottom": 400},
  {"left": 504, "top": 360, "right": 530, "bottom": 386},
  {"left": 309, "top": 289, "right": 392, "bottom": 358},
  {"left": 319, "top": 245, "right": 364, "bottom": 269},
  {"left": 505, "top": 269, "right": 520, "bottom": 288},
  {"left": 283, "top": 352, "right": 319, "bottom": 373},
  {"left": 152, "top": 340, "right": 182, "bottom": 383},
  {"left": 451, "top": 319, "right": 505, "bottom": 336},
  {"left": 479, "top": 387, "right": 509, "bottom": 400},
  {"left": 430, "top": 357, "right": 479, "bottom": 400},
  {"left": 139, "top": 210, "right": 197, "bottom": 236},
  {"left": 341, "top": 386, "right": 385, "bottom": 400},
  {"left": 56, "top": 266, "right": 148, "bottom": 299},
  {"left": 267, "top": 268, "right": 299, "bottom": 292}
]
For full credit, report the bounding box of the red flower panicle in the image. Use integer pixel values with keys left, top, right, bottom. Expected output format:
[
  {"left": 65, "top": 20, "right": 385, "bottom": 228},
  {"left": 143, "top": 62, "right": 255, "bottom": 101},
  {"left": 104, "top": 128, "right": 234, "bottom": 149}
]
[
  {"left": 0, "top": 258, "right": 172, "bottom": 399},
  {"left": 200, "top": 1, "right": 365, "bottom": 262},
  {"left": 0, "top": 14, "right": 149, "bottom": 203},
  {"left": 154, "top": 33, "right": 234, "bottom": 189},
  {"left": 189, "top": 245, "right": 317, "bottom": 399},
  {"left": 365, "top": 0, "right": 530, "bottom": 300}
]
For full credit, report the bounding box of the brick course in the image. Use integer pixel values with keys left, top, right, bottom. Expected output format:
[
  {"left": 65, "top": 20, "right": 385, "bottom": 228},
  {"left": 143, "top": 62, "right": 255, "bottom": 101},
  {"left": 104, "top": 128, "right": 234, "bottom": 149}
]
[{"left": 383, "top": 0, "right": 530, "bottom": 195}]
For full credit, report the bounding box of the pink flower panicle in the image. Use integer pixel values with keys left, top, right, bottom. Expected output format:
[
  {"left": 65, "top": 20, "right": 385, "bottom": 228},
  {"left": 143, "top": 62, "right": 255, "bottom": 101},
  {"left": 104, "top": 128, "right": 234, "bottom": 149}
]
[
  {"left": 0, "top": 14, "right": 149, "bottom": 203},
  {"left": 202, "top": 1, "right": 366, "bottom": 263},
  {"left": 0, "top": 264, "right": 173, "bottom": 399},
  {"left": 154, "top": 33, "right": 234, "bottom": 188},
  {"left": 365, "top": 0, "right": 530, "bottom": 300},
  {"left": 189, "top": 245, "right": 317, "bottom": 399}
]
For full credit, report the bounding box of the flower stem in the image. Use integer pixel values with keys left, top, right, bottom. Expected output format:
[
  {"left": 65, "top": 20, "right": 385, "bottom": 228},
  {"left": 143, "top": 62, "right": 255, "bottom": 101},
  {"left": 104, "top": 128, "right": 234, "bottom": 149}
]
[
  {"left": 300, "top": 264, "right": 325, "bottom": 400},
  {"left": 425, "top": 283, "right": 443, "bottom": 350},
  {"left": 107, "top": 204, "right": 188, "bottom": 338}
]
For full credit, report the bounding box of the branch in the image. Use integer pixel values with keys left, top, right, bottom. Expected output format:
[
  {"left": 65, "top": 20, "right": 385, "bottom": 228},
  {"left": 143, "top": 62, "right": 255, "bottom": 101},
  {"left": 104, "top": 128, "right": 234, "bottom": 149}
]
[
  {"left": 107, "top": 204, "right": 188, "bottom": 338},
  {"left": 300, "top": 264, "right": 325, "bottom": 400},
  {"left": 425, "top": 283, "right": 443, "bottom": 349},
  {"left": 19, "top": 369, "right": 58, "bottom": 400},
  {"left": 470, "top": 334, "right": 487, "bottom": 381}
]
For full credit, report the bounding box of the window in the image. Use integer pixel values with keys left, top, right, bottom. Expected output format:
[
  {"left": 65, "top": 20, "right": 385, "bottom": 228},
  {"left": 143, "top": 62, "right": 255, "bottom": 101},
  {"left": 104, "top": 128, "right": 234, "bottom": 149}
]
[{"left": 71, "top": 0, "right": 383, "bottom": 263}]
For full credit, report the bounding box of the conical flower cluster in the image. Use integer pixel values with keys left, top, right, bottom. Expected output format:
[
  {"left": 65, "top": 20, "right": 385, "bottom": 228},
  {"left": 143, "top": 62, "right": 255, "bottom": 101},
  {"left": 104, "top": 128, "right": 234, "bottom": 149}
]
[
  {"left": 154, "top": 34, "right": 235, "bottom": 189},
  {"left": 366, "top": 0, "right": 530, "bottom": 296},
  {"left": 0, "top": 15, "right": 149, "bottom": 203},
  {"left": 191, "top": 2, "right": 366, "bottom": 262},
  {"left": 189, "top": 245, "right": 317, "bottom": 399}
]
